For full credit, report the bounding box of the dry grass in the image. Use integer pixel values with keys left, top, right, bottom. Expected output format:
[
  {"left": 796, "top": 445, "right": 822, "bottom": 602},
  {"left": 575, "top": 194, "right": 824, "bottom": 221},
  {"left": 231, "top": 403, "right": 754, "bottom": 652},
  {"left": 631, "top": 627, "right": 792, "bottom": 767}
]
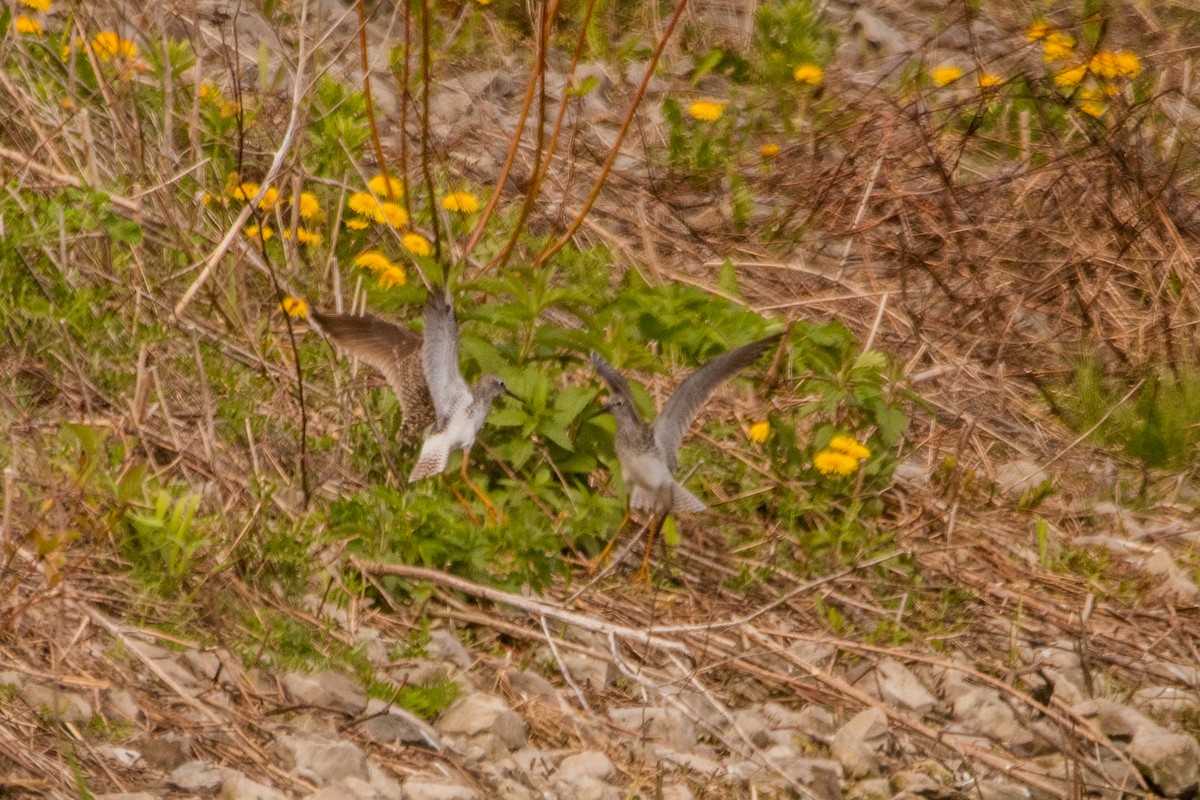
[{"left": 2, "top": 1, "right": 1200, "bottom": 798}]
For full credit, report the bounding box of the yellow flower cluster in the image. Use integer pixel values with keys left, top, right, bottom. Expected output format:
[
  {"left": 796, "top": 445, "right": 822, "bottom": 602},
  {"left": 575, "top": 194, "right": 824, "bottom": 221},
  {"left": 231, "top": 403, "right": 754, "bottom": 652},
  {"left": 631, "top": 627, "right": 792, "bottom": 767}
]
[
  {"left": 279, "top": 296, "right": 308, "bottom": 318},
  {"left": 1027, "top": 21, "right": 1077, "bottom": 63},
  {"left": 348, "top": 192, "right": 408, "bottom": 227},
  {"left": 245, "top": 225, "right": 273, "bottom": 242},
  {"left": 930, "top": 65, "right": 963, "bottom": 87},
  {"left": 813, "top": 435, "right": 871, "bottom": 477},
  {"left": 760, "top": 143, "right": 781, "bottom": 158},
  {"left": 687, "top": 100, "right": 726, "bottom": 122},
  {"left": 282, "top": 228, "right": 323, "bottom": 247},
  {"left": 792, "top": 64, "right": 823, "bottom": 85},
  {"left": 442, "top": 192, "right": 481, "bottom": 213},
  {"left": 747, "top": 420, "right": 770, "bottom": 444},
  {"left": 92, "top": 31, "right": 138, "bottom": 62},
  {"left": 226, "top": 180, "right": 280, "bottom": 212},
  {"left": 978, "top": 73, "right": 1004, "bottom": 89},
  {"left": 368, "top": 173, "right": 404, "bottom": 200},
  {"left": 402, "top": 232, "right": 432, "bottom": 257},
  {"left": 19, "top": 0, "right": 50, "bottom": 10},
  {"left": 14, "top": 16, "right": 43, "bottom": 35},
  {"left": 354, "top": 251, "right": 407, "bottom": 290},
  {"left": 1090, "top": 50, "right": 1140, "bottom": 80},
  {"left": 294, "top": 192, "right": 321, "bottom": 220}
]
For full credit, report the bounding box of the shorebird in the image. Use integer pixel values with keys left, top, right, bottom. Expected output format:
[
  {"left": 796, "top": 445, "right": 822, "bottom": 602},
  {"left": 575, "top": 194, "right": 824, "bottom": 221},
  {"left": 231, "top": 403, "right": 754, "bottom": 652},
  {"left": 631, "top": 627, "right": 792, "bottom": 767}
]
[
  {"left": 311, "top": 286, "right": 513, "bottom": 519},
  {"left": 591, "top": 333, "right": 782, "bottom": 576}
]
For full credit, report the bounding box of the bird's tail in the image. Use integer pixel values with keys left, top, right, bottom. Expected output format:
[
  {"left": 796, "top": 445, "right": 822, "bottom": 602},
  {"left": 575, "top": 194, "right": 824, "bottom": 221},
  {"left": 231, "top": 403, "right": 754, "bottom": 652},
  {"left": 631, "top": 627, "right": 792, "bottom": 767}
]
[
  {"left": 408, "top": 436, "right": 451, "bottom": 482},
  {"left": 669, "top": 482, "right": 707, "bottom": 514}
]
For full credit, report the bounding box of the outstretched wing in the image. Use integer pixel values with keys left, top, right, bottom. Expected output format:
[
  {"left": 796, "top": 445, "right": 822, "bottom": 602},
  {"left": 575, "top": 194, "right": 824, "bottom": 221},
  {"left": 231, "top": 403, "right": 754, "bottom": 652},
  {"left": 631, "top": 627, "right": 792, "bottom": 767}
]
[
  {"left": 422, "top": 285, "right": 470, "bottom": 419},
  {"left": 310, "top": 310, "right": 435, "bottom": 438},
  {"left": 654, "top": 334, "right": 782, "bottom": 471},
  {"left": 590, "top": 351, "right": 638, "bottom": 408}
]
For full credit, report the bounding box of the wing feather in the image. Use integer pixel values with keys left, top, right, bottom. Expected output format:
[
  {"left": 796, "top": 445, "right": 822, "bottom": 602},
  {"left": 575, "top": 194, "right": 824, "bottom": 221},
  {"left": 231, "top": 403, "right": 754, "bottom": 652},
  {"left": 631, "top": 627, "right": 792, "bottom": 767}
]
[{"left": 422, "top": 286, "right": 470, "bottom": 419}]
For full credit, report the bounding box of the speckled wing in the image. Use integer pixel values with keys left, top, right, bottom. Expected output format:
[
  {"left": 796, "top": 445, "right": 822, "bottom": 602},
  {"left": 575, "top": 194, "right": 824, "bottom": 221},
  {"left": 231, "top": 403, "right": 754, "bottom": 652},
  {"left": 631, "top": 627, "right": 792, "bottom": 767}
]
[
  {"left": 590, "top": 352, "right": 638, "bottom": 408},
  {"left": 310, "top": 310, "right": 436, "bottom": 439},
  {"left": 422, "top": 286, "right": 470, "bottom": 420},
  {"left": 654, "top": 333, "right": 782, "bottom": 472}
]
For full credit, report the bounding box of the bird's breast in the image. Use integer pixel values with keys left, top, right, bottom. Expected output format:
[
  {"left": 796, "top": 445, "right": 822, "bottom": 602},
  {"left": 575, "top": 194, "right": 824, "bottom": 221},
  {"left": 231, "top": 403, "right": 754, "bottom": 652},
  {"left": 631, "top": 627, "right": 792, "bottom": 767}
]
[{"left": 620, "top": 448, "right": 673, "bottom": 491}]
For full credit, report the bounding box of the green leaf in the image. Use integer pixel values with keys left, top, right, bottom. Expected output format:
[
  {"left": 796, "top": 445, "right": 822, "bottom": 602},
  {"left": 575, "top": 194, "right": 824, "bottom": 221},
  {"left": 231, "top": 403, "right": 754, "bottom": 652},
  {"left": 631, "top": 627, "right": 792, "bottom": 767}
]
[
  {"left": 566, "top": 75, "right": 601, "bottom": 97},
  {"left": 851, "top": 350, "right": 887, "bottom": 374},
  {"left": 487, "top": 407, "right": 527, "bottom": 428},
  {"left": 691, "top": 49, "right": 726, "bottom": 85},
  {"left": 553, "top": 385, "right": 597, "bottom": 424},
  {"left": 717, "top": 258, "right": 741, "bottom": 298},
  {"left": 107, "top": 217, "right": 144, "bottom": 245}
]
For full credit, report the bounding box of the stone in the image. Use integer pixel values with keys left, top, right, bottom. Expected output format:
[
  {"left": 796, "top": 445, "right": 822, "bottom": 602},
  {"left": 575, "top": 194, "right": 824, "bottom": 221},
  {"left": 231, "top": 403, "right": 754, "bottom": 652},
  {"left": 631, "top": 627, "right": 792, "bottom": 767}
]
[
  {"left": 281, "top": 670, "right": 368, "bottom": 715},
  {"left": 367, "top": 763, "right": 403, "bottom": 798},
  {"left": 1128, "top": 725, "right": 1200, "bottom": 797},
  {"left": 183, "top": 649, "right": 222, "bottom": 683},
  {"left": 1133, "top": 686, "right": 1199, "bottom": 716},
  {"left": 560, "top": 652, "right": 616, "bottom": 689},
  {"left": 831, "top": 708, "right": 889, "bottom": 779},
  {"left": 304, "top": 777, "right": 384, "bottom": 800},
  {"left": 95, "top": 745, "right": 141, "bottom": 768},
  {"left": 217, "top": 768, "right": 290, "bottom": 800},
  {"left": 729, "top": 708, "right": 770, "bottom": 746},
  {"left": 995, "top": 460, "right": 1049, "bottom": 496},
  {"left": 847, "top": 778, "right": 891, "bottom": 800},
  {"left": 272, "top": 734, "right": 370, "bottom": 785},
  {"left": 774, "top": 756, "right": 843, "bottom": 800},
  {"left": 973, "top": 778, "right": 1032, "bottom": 800},
  {"left": 653, "top": 747, "right": 724, "bottom": 776},
  {"left": 403, "top": 778, "right": 479, "bottom": 800},
  {"left": 609, "top": 706, "right": 696, "bottom": 749},
  {"left": 103, "top": 688, "right": 144, "bottom": 724},
  {"left": 437, "top": 693, "right": 527, "bottom": 750},
  {"left": 359, "top": 699, "right": 441, "bottom": 748},
  {"left": 551, "top": 774, "right": 619, "bottom": 800},
  {"left": 135, "top": 732, "right": 193, "bottom": 770},
  {"left": 660, "top": 785, "right": 695, "bottom": 800},
  {"left": 19, "top": 682, "right": 92, "bottom": 723},
  {"left": 556, "top": 750, "right": 615, "bottom": 781},
  {"left": 952, "top": 689, "right": 1034, "bottom": 752},
  {"left": 861, "top": 659, "right": 936, "bottom": 715},
  {"left": 96, "top": 794, "right": 158, "bottom": 800},
  {"left": 0, "top": 671, "right": 26, "bottom": 689},
  {"left": 428, "top": 629, "right": 473, "bottom": 669},
  {"left": 762, "top": 701, "right": 809, "bottom": 730},
  {"left": 1072, "top": 699, "right": 1157, "bottom": 741},
  {"left": 504, "top": 669, "right": 559, "bottom": 705},
  {"left": 795, "top": 705, "right": 838, "bottom": 741},
  {"left": 166, "top": 760, "right": 223, "bottom": 795}
]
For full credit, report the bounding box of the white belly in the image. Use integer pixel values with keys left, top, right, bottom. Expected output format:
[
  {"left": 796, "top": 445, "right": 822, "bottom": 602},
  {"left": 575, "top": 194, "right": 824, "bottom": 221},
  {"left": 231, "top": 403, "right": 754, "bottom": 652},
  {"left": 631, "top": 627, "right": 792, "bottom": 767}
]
[{"left": 621, "top": 449, "right": 673, "bottom": 493}]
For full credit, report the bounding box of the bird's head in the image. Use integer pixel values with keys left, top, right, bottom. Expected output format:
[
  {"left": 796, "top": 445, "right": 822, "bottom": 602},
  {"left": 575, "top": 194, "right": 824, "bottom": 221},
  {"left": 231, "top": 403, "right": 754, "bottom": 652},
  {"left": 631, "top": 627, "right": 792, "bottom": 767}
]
[{"left": 478, "top": 374, "right": 521, "bottom": 403}]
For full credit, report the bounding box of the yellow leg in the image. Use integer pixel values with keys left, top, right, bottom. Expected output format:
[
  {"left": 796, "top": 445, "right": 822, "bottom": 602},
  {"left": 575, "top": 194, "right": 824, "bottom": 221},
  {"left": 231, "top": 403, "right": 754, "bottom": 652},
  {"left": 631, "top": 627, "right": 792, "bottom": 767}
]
[
  {"left": 445, "top": 479, "right": 480, "bottom": 526},
  {"left": 461, "top": 451, "right": 503, "bottom": 525},
  {"left": 586, "top": 510, "right": 630, "bottom": 571},
  {"left": 635, "top": 515, "right": 663, "bottom": 584}
]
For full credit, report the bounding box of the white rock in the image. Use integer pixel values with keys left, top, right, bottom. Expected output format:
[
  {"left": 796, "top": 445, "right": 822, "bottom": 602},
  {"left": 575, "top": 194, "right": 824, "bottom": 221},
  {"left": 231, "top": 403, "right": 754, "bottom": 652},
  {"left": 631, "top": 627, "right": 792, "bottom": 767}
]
[
  {"left": 437, "top": 693, "right": 527, "bottom": 750},
  {"left": 953, "top": 689, "right": 1034, "bottom": 751},
  {"left": 166, "top": 761, "right": 223, "bottom": 795},
  {"left": 19, "top": 682, "right": 92, "bottom": 723},
  {"left": 217, "top": 768, "right": 289, "bottom": 800},
  {"left": 552, "top": 774, "right": 619, "bottom": 800},
  {"left": 861, "top": 659, "right": 936, "bottom": 715},
  {"left": 272, "top": 734, "right": 369, "bottom": 785},
  {"left": 1129, "top": 725, "right": 1200, "bottom": 797},
  {"left": 609, "top": 706, "right": 695, "bottom": 749},
  {"left": 831, "top": 708, "right": 889, "bottom": 779},
  {"left": 428, "top": 629, "right": 473, "bottom": 669},
  {"left": 359, "top": 699, "right": 441, "bottom": 748},
  {"left": 556, "top": 750, "right": 615, "bottom": 781},
  {"left": 403, "top": 778, "right": 479, "bottom": 800},
  {"left": 103, "top": 688, "right": 144, "bottom": 724},
  {"left": 281, "top": 671, "right": 367, "bottom": 715},
  {"left": 1072, "top": 699, "right": 1156, "bottom": 741},
  {"left": 1133, "top": 686, "right": 1199, "bottom": 716},
  {"left": 304, "top": 777, "right": 384, "bottom": 800},
  {"left": 995, "top": 459, "right": 1049, "bottom": 496}
]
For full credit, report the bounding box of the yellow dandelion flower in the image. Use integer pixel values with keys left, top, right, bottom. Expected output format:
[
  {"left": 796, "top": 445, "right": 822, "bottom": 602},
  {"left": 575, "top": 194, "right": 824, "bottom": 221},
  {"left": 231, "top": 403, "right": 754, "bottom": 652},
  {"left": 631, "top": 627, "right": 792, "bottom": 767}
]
[
  {"left": 199, "top": 82, "right": 222, "bottom": 103},
  {"left": 1113, "top": 50, "right": 1140, "bottom": 78},
  {"left": 368, "top": 173, "right": 404, "bottom": 200},
  {"left": 1078, "top": 89, "right": 1106, "bottom": 117},
  {"left": 1026, "top": 21, "right": 1052, "bottom": 42},
  {"left": 1042, "top": 32, "right": 1075, "bottom": 63},
  {"left": 354, "top": 251, "right": 395, "bottom": 273},
  {"left": 930, "top": 65, "right": 963, "bottom": 87},
  {"left": 279, "top": 296, "right": 308, "bottom": 318},
  {"left": 813, "top": 450, "right": 860, "bottom": 478},
  {"left": 92, "top": 31, "right": 138, "bottom": 62},
  {"left": 978, "top": 73, "right": 1004, "bottom": 88},
  {"left": 478, "top": 0, "right": 491, "bottom": 4},
  {"left": 60, "top": 97, "right": 76, "bottom": 111},
  {"left": 792, "top": 63, "right": 824, "bottom": 85},
  {"left": 348, "top": 192, "right": 386, "bottom": 223},
  {"left": 747, "top": 420, "right": 770, "bottom": 444},
  {"left": 19, "top": 0, "right": 50, "bottom": 11},
  {"left": 257, "top": 186, "right": 280, "bottom": 212},
  {"left": 345, "top": 218, "right": 370, "bottom": 231},
  {"left": 219, "top": 100, "right": 240, "bottom": 118},
  {"left": 1054, "top": 64, "right": 1087, "bottom": 88},
  {"left": 828, "top": 435, "right": 871, "bottom": 460},
  {"left": 377, "top": 266, "right": 407, "bottom": 290},
  {"left": 402, "top": 232, "right": 432, "bottom": 256},
  {"left": 687, "top": 100, "right": 726, "bottom": 122},
  {"left": 14, "top": 16, "right": 43, "bottom": 36},
  {"left": 441, "top": 192, "right": 480, "bottom": 213},
  {"left": 760, "top": 143, "right": 781, "bottom": 158},
  {"left": 283, "top": 228, "right": 323, "bottom": 247},
  {"left": 245, "top": 225, "right": 273, "bottom": 241},
  {"left": 201, "top": 192, "right": 227, "bottom": 207},
  {"left": 229, "top": 181, "right": 260, "bottom": 202},
  {"left": 380, "top": 202, "right": 409, "bottom": 228},
  {"left": 294, "top": 192, "right": 320, "bottom": 220}
]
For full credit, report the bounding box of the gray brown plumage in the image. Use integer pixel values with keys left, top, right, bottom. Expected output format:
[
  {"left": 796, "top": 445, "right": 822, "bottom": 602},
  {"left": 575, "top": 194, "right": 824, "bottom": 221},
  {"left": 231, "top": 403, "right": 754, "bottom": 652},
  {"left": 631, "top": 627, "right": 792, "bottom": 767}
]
[
  {"left": 592, "top": 333, "right": 782, "bottom": 515},
  {"left": 309, "top": 310, "right": 435, "bottom": 439}
]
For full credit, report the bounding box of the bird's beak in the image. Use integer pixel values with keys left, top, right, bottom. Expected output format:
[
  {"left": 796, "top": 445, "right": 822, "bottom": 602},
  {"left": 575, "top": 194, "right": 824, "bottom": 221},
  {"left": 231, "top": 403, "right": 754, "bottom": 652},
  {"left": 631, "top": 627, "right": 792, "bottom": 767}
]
[{"left": 503, "top": 388, "right": 525, "bottom": 405}]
